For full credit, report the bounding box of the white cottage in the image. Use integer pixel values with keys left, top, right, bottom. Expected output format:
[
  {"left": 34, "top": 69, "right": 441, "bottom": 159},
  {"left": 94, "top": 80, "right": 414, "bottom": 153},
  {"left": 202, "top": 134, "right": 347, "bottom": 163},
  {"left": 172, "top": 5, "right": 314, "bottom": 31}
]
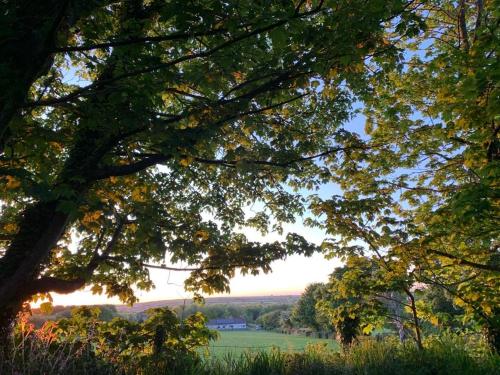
[{"left": 206, "top": 318, "right": 247, "bottom": 330}]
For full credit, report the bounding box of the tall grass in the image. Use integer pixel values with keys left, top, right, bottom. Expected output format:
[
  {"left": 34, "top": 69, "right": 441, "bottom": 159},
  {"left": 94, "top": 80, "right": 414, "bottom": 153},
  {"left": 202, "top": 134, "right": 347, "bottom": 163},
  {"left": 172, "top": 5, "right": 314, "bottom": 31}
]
[
  {"left": 2, "top": 328, "right": 498, "bottom": 374},
  {"left": 341, "top": 335, "right": 498, "bottom": 375},
  {"left": 198, "top": 336, "right": 499, "bottom": 375}
]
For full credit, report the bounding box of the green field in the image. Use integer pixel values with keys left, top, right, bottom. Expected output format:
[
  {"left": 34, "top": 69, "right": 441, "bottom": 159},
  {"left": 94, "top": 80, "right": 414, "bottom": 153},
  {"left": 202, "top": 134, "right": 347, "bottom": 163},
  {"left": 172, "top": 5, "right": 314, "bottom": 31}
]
[{"left": 203, "top": 331, "right": 339, "bottom": 357}]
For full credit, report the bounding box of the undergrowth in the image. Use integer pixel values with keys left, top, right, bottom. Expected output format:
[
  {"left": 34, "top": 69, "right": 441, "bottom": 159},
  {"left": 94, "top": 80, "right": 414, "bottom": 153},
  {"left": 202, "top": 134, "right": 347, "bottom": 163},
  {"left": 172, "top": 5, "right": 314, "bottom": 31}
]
[{"left": 1, "top": 330, "right": 498, "bottom": 374}]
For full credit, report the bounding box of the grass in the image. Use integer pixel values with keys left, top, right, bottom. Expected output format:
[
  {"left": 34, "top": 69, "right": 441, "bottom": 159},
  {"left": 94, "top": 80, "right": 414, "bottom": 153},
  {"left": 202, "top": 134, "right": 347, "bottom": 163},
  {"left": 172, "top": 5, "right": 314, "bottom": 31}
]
[
  {"left": 202, "top": 330, "right": 339, "bottom": 357},
  {"left": 198, "top": 335, "right": 500, "bottom": 375}
]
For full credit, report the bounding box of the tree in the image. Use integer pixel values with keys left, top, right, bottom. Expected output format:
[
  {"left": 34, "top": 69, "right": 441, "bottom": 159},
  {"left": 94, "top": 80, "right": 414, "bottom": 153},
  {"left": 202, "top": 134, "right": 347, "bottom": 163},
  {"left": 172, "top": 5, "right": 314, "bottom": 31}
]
[
  {"left": 256, "top": 309, "right": 292, "bottom": 331},
  {"left": 309, "top": 0, "right": 499, "bottom": 351},
  {"left": 317, "top": 258, "right": 400, "bottom": 349},
  {"left": 0, "top": 0, "right": 413, "bottom": 346},
  {"left": 310, "top": 195, "right": 426, "bottom": 348},
  {"left": 359, "top": 0, "right": 500, "bottom": 350},
  {"left": 291, "top": 283, "right": 331, "bottom": 334},
  {"left": 317, "top": 266, "right": 364, "bottom": 348}
]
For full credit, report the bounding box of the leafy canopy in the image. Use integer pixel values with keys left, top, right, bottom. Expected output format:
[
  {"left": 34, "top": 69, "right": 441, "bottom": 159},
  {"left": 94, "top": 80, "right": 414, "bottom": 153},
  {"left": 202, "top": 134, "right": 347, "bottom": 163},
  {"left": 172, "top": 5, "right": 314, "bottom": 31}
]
[
  {"left": 309, "top": 0, "right": 499, "bottom": 348},
  {"left": 0, "top": 0, "right": 411, "bottom": 311}
]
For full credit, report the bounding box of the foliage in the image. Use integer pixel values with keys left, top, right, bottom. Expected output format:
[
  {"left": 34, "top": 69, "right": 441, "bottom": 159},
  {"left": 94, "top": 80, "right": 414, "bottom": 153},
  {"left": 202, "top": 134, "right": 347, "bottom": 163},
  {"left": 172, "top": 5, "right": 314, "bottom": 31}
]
[
  {"left": 30, "top": 304, "right": 120, "bottom": 327},
  {"left": 1, "top": 306, "right": 215, "bottom": 374},
  {"left": 2, "top": 326, "right": 498, "bottom": 375},
  {"left": 256, "top": 310, "right": 290, "bottom": 331},
  {"left": 1, "top": 311, "right": 115, "bottom": 375},
  {"left": 0, "top": 0, "right": 415, "bottom": 340},
  {"left": 416, "top": 285, "right": 466, "bottom": 331},
  {"left": 317, "top": 261, "right": 392, "bottom": 348},
  {"left": 307, "top": 0, "right": 500, "bottom": 351},
  {"left": 1, "top": 0, "right": 498, "bottom": 360},
  {"left": 291, "top": 283, "right": 331, "bottom": 333}
]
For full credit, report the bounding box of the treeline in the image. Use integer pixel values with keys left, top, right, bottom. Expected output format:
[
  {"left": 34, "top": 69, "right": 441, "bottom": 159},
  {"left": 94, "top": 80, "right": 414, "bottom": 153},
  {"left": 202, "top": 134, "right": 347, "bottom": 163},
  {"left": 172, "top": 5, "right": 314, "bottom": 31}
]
[
  {"left": 173, "top": 303, "right": 292, "bottom": 327},
  {"left": 30, "top": 305, "right": 120, "bottom": 327},
  {"left": 29, "top": 302, "right": 295, "bottom": 329},
  {"left": 289, "top": 280, "right": 471, "bottom": 349}
]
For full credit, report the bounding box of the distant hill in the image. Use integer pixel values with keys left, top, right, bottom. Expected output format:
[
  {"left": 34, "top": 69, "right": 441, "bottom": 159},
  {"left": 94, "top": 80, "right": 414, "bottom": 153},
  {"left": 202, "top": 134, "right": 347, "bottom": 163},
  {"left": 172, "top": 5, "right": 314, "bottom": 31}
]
[{"left": 115, "top": 295, "right": 300, "bottom": 313}]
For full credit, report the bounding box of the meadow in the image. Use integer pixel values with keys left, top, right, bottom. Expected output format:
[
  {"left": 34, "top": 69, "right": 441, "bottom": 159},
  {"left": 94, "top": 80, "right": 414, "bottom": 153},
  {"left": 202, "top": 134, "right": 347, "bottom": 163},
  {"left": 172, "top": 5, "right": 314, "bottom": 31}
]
[{"left": 204, "top": 331, "right": 339, "bottom": 357}]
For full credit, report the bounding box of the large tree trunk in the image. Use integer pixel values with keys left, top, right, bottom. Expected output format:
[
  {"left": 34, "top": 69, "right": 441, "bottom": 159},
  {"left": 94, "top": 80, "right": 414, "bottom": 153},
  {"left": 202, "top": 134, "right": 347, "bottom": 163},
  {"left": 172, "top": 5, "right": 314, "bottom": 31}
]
[
  {"left": 336, "top": 316, "right": 360, "bottom": 350},
  {"left": 0, "top": 125, "right": 116, "bottom": 348},
  {"left": 483, "top": 314, "right": 500, "bottom": 354},
  {"left": 0, "top": 298, "right": 22, "bottom": 355},
  {"left": 0, "top": 200, "right": 71, "bottom": 350},
  {"left": 0, "top": 0, "right": 71, "bottom": 344},
  {"left": 0, "top": 126, "right": 116, "bottom": 348},
  {"left": 0, "top": 0, "right": 154, "bottom": 349}
]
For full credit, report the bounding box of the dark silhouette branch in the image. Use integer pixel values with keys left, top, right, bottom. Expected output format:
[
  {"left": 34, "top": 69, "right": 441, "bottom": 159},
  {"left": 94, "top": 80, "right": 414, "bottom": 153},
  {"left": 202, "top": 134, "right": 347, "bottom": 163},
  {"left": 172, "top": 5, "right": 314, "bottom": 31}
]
[
  {"left": 26, "top": 218, "right": 125, "bottom": 295},
  {"left": 94, "top": 154, "right": 173, "bottom": 180},
  {"left": 142, "top": 262, "right": 265, "bottom": 272},
  {"left": 26, "top": 277, "right": 85, "bottom": 295},
  {"left": 92, "top": 93, "right": 308, "bottom": 179},
  {"left": 53, "top": 28, "right": 230, "bottom": 53},
  {"left": 27, "top": 5, "right": 325, "bottom": 108},
  {"left": 428, "top": 249, "right": 500, "bottom": 272},
  {"left": 194, "top": 144, "right": 369, "bottom": 169}
]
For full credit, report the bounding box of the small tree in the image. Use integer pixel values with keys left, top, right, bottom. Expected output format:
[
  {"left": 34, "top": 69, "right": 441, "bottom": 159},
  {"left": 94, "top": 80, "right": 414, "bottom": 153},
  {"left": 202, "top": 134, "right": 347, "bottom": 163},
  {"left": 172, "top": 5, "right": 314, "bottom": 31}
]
[
  {"left": 317, "top": 255, "right": 426, "bottom": 349},
  {"left": 292, "top": 283, "right": 323, "bottom": 331},
  {"left": 317, "top": 260, "right": 381, "bottom": 349}
]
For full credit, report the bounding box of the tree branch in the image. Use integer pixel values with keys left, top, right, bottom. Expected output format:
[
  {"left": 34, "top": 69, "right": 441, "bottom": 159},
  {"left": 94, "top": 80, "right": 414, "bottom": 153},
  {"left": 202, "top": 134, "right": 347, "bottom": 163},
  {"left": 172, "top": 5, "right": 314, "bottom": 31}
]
[
  {"left": 141, "top": 262, "right": 265, "bottom": 272},
  {"left": 194, "top": 144, "right": 369, "bottom": 169},
  {"left": 428, "top": 249, "right": 499, "bottom": 272},
  {"left": 93, "top": 154, "right": 172, "bottom": 180},
  {"left": 26, "top": 219, "right": 126, "bottom": 295},
  {"left": 27, "top": 6, "right": 325, "bottom": 108},
  {"left": 26, "top": 277, "right": 85, "bottom": 295},
  {"left": 92, "top": 93, "right": 308, "bottom": 179},
  {"left": 52, "top": 28, "right": 230, "bottom": 53},
  {"left": 458, "top": 0, "right": 470, "bottom": 51}
]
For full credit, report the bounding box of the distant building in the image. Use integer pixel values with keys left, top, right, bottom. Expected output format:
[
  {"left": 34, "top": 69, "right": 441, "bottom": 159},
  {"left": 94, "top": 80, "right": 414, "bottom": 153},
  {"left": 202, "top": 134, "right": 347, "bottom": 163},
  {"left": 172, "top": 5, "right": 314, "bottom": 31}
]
[{"left": 207, "top": 318, "right": 247, "bottom": 330}]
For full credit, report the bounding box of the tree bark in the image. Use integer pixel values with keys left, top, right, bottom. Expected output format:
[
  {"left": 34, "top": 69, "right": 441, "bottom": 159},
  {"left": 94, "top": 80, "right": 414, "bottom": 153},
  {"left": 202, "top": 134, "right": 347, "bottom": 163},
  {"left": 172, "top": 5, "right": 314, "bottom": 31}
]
[
  {"left": 404, "top": 288, "right": 423, "bottom": 350},
  {"left": 0, "top": 124, "right": 120, "bottom": 347},
  {"left": 484, "top": 324, "right": 500, "bottom": 354},
  {"left": 0, "top": 201, "right": 70, "bottom": 348}
]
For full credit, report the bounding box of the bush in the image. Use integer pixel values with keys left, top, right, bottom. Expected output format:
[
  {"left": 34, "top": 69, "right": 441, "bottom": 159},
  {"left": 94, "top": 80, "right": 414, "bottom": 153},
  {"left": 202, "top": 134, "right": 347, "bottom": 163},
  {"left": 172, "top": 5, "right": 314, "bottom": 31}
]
[{"left": 1, "top": 308, "right": 214, "bottom": 375}]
